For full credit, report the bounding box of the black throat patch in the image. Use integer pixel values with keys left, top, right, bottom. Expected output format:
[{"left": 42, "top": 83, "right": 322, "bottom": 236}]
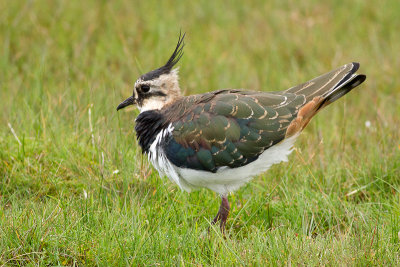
[{"left": 135, "top": 110, "right": 167, "bottom": 153}]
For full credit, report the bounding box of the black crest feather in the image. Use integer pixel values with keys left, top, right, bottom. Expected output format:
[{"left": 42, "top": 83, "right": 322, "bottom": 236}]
[{"left": 141, "top": 32, "right": 185, "bottom": 81}]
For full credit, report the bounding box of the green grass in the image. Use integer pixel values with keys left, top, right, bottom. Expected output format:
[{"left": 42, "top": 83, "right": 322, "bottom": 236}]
[{"left": 1, "top": 0, "right": 400, "bottom": 265}]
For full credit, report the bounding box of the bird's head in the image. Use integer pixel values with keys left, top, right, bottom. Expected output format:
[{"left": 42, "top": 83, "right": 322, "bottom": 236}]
[{"left": 117, "top": 33, "right": 185, "bottom": 112}]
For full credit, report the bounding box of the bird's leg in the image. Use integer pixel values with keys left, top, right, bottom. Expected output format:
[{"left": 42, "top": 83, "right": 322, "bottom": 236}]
[{"left": 211, "top": 195, "right": 230, "bottom": 232}]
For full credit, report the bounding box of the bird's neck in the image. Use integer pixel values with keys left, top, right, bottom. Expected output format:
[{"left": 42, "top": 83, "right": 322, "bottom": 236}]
[{"left": 135, "top": 110, "right": 168, "bottom": 154}]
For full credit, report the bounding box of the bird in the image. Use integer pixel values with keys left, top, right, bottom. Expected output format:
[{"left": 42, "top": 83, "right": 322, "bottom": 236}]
[{"left": 117, "top": 33, "right": 366, "bottom": 232}]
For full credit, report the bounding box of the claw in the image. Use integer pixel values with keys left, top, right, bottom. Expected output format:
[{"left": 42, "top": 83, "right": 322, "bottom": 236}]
[{"left": 211, "top": 195, "right": 230, "bottom": 233}]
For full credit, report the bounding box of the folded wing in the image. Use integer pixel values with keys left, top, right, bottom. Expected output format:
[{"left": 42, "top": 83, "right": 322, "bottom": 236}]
[{"left": 163, "top": 62, "right": 365, "bottom": 172}]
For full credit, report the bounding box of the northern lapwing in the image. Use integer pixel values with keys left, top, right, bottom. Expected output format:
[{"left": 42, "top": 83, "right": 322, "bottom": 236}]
[{"left": 117, "top": 33, "right": 366, "bottom": 231}]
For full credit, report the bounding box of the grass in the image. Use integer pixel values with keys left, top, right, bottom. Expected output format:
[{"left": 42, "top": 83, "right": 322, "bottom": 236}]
[{"left": 1, "top": 0, "right": 399, "bottom": 265}]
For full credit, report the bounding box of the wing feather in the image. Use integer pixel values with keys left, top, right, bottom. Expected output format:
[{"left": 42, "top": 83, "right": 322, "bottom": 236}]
[
  {"left": 162, "top": 62, "right": 365, "bottom": 172},
  {"left": 163, "top": 91, "right": 297, "bottom": 172}
]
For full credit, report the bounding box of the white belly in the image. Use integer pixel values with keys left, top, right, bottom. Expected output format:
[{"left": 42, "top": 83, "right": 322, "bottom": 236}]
[{"left": 148, "top": 127, "right": 299, "bottom": 195}]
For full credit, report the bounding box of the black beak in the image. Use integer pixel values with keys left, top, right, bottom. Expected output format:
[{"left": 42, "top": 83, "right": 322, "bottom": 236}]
[{"left": 117, "top": 96, "right": 135, "bottom": 111}]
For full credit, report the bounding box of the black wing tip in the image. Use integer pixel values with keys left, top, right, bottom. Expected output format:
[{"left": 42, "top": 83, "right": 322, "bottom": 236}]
[
  {"left": 334, "top": 62, "right": 364, "bottom": 89},
  {"left": 325, "top": 74, "right": 366, "bottom": 104},
  {"left": 349, "top": 62, "right": 366, "bottom": 85},
  {"left": 351, "top": 74, "right": 366, "bottom": 87},
  {"left": 351, "top": 62, "right": 360, "bottom": 73}
]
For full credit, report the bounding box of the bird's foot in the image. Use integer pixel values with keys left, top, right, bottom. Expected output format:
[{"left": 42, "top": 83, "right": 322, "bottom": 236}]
[{"left": 210, "top": 195, "right": 230, "bottom": 234}]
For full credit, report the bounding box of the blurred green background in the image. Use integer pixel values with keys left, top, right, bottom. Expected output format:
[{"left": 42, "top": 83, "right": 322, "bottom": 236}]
[{"left": 1, "top": 0, "right": 399, "bottom": 265}]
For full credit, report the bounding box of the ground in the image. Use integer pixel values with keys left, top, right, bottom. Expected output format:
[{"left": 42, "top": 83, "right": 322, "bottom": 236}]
[{"left": 1, "top": 0, "right": 399, "bottom": 265}]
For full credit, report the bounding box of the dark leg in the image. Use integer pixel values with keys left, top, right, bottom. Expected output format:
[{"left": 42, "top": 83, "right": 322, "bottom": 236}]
[{"left": 211, "top": 195, "right": 230, "bottom": 232}]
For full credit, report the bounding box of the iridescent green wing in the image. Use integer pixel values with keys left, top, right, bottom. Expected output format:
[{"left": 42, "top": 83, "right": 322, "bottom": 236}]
[
  {"left": 163, "top": 63, "right": 363, "bottom": 172},
  {"left": 163, "top": 90, "right": 305, "bottom": 172}
]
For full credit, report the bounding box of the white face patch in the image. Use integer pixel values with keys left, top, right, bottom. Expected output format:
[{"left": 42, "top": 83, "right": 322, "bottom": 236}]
[
  {"left": 135, "top": 68, "right": 182, "bottom": 113},
  {"left": 138, "top": 98, "right": 166, "bottom": 112}
]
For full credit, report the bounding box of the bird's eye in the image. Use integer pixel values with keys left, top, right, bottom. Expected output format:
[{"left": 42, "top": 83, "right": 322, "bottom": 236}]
[{"left": 141, "top": 85, "right": 150, "bottom": 93}]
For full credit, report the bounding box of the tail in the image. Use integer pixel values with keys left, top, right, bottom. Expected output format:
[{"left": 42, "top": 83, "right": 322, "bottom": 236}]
[
  {"left": 284, "top": 62, "right": 366, "bottom": 137},
  {"left": 285, "top": 62, "right": 366, "bottom": 105},
  {"left": 320, "top": 63, "right": 366, "bottom": 108}
]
